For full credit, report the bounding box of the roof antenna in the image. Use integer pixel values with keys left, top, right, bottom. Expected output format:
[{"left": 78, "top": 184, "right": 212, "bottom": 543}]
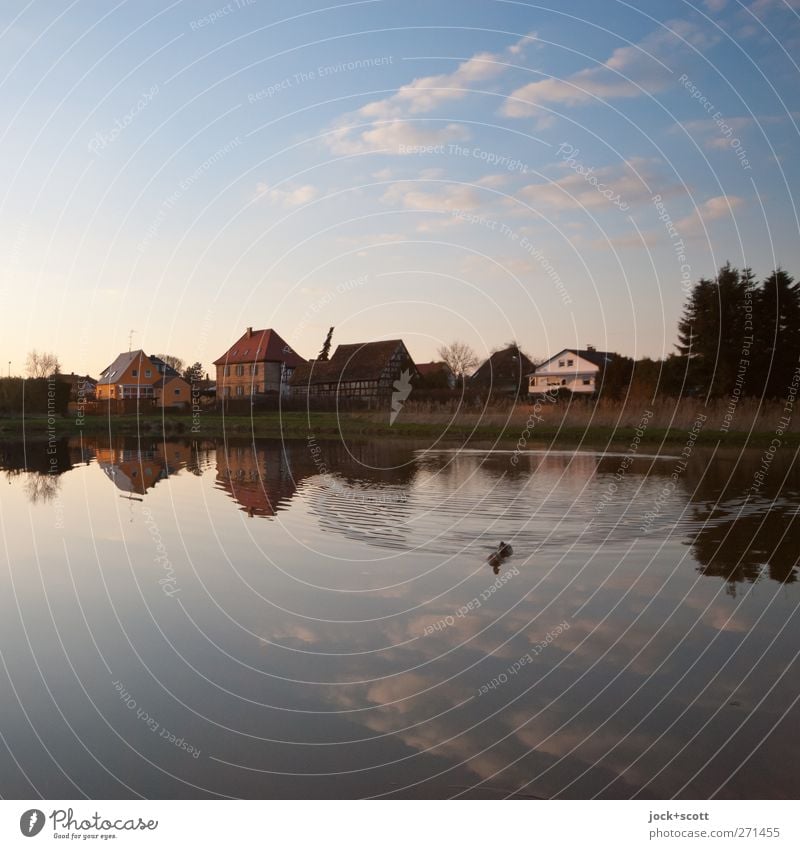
[{"left": 128, "top": 329, "right": 136, "bottom": 352}]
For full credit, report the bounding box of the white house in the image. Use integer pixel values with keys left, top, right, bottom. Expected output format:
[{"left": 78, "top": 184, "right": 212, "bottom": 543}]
[{"left": 528, "top": 346, "right": 616, "bottom": 394}]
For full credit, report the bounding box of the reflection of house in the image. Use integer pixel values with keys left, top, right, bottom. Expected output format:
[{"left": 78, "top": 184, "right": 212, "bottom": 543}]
[
  {"left": 96, "top": 441, "right": 189, "bottom": 495},
  {"left": 215, "top": 441, "right": 305, "bottom": 517},
  {"left": 290, "top": 340, "right": 417, "bottom": 401},
  {"left": 213, "top": 327, "right": 304, "bottom": 400},
  {"left": 528, "top": 347, "right": 616, "bottom": 395},
  {"left": 470, "top": 344, "right": 535, "bottom": 397},
  {"left": 96, "top": 351, "right": 191, "bottom": 406}
]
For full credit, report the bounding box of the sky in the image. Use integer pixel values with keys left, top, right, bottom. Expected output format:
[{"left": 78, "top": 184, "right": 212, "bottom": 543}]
[{"left": 1, "top": 0, "right": 799, "bottom": 376}]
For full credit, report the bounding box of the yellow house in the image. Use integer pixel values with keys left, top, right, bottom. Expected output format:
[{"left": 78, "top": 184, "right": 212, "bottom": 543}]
[{"left": 96, "top": 350, "right": 191, "bottom": 407}]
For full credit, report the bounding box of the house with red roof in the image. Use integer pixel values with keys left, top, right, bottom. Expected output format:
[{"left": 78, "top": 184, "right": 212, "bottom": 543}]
[{"left": 213, "top": 327, "right": 305, "bottom": 400}]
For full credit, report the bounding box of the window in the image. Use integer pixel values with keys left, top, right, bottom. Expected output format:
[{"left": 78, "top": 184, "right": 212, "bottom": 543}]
[
  {"left": 582, "top": 379, "right": 591, "bottom": 386},
  {"left": 224, "top": 366, "right": 230, "bottom": 377},
  {"left": 131, "top": 369, "right": 138, "bottom": 377},
  {"left": 224, "top": 386, "right": 231, "bottom": 397},
  {"left": 250, "top": 364, "right": 257, "bottom": 375},
  {"left": 121, "top": 385, "right": 154, "bottom": 399},
  {"left": 558, "top": 360, "right": 565, "bottom": 367},
  {"left": 236, "top": 365, "right": 244, "bottom": 377},
  {"left": 174, "top": 388, "right": 181, "bottom": 395},
  {"left": 236, "top": 385, "right": 244, "bottom": 396},
  {"left": 145, "top": 369, "right": 152, "bottom": 378},
  {"left": 567, "top": 359, "right": 574, "bottom": 367}
]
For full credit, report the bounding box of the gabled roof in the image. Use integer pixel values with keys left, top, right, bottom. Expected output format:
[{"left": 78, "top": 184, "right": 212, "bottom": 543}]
[
  {"left": 470, "top": 346, "right": 536, "bottom": 385},
  {"left": 213, "top": 328, "right": 305, "bottom": 367},
  {"left": 534, "top": 348, "right": 617, "bottom": 373},
  {"left": 97, "top": 350, "right": 148, "bottom": 386},
  {"left": 152, "top": 374, "right": 189, "bottom": 389},
  {"left": 290, "top": 340, "right": 414, "bottom": 386},
  {"left": 415, "top": 361, "right": 452, "bottom": 377},
  {"left": 52, "top": 372, "right": 96, "bottom": 384},
  {"left": 149, "top": 356, "right": 181, "bottom": 378}
]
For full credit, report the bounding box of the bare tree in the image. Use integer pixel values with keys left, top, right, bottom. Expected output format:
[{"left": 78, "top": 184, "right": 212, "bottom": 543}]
[
  {"left": 437, "top": 341, "right": 478, "bottom": 379},
  {"left": 24, "top": 472, "right": 62, "bottom": 504},
  {"left": 25, "top": 349, "right": 61, "bottom": 378},
  {"left": 156, "top": 353, "right": 184, "bottom": 373}
]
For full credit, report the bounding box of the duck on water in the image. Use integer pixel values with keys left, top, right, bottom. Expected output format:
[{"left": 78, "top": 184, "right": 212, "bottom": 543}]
[{"left": 488, "top": 541, "right": 513, "bottom": 574}]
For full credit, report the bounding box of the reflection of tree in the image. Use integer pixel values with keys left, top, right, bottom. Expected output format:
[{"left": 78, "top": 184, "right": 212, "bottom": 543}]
[
  {"left": 24, "top": 472, "right": 62, "bottom": 504},
  {"left": 184, "top": 440, "right": 216, "bottom": 476},
  {"left": 688, "top": 505, "right": 799, "bottom": 595},
  {"left": 0, "top": 439, "right": 75, "bottom": 476},
  {"left": 682, "top": 446, "right": 800, "bottom": 503},
  {"left": 677, "top": 447, "right": 800, "bottom": 594}
]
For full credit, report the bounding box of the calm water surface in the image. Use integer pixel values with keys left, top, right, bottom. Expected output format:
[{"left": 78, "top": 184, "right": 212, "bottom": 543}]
[{"left": 1, "top": 436, "right": 798, "bottom": 799}]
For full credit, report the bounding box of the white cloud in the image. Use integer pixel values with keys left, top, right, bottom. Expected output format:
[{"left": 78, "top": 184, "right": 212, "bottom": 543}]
[
  {"left": 517, "top": 158, "right": 672, "bottom": 211},
  {"left": 476, "top": 173, "right": 510, "bottom": 188},
  {"left": 674, "top": 114, "right": 785, "bottom": 151},
  {"left": 255, "top": 182, "right": 319, "bottom": 207},
  {"left": 335, "top": 232, "right": 408, "bottom": 247},
  {"left": 502, "top": 19, "right": 720, "bottom": 116},
  {"left": 601, "top": 194, "right": 745, "bottom": 249},
  {"left": 360, "top": 52, "right": 507, "bottom": 120},
  {"left": 381, "top": 181, "right": 483, "bottom": 212},
  {"left": 678, "top": 117, "right": 754, "bottom": 134},
  {"left": 327, "top": 120, "right": 469, "bottom": 156},
  {"left": 328, "top": 32, "right": 538, "bottom": 154},
  {"left": 675, "top": 194, "right": 744, "bottom": 230}
]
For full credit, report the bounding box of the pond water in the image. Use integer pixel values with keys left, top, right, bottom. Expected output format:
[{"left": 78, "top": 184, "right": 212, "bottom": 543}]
[{"left": 1, "top": 435, "right": 798, "bottom": 799}]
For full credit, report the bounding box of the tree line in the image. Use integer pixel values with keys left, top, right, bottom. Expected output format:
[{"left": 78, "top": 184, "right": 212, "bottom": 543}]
[{"left": 601, "top": 264, "right": 800, "bottom": 400}]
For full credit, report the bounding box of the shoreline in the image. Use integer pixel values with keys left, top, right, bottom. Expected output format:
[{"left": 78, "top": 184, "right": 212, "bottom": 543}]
[{"left": 2, "top": 412, "right": 797, "bottom": 448}]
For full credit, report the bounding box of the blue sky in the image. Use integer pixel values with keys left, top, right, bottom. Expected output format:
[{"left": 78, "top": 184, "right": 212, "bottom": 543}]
[{"left": 1, "top": 0, "right": 799, "bottom": 374}]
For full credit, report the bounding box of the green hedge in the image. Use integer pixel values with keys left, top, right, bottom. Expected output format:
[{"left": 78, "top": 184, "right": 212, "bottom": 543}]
[{"left": 0, "top": 378, "right": 70, "bottom": 416}]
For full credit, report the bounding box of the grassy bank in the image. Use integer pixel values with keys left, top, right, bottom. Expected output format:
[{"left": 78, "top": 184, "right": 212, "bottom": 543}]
[{"left": 2, "top": 396, "right": 799, "bottom": 448}]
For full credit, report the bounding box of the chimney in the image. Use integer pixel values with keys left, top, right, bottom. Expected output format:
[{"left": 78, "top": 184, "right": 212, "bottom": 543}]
[
  {"left": 246, "top": 327, "right": 253, "bottom": 338},
  {"left": 586, "top": 344, "right": 596, "bottom": 352}
]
